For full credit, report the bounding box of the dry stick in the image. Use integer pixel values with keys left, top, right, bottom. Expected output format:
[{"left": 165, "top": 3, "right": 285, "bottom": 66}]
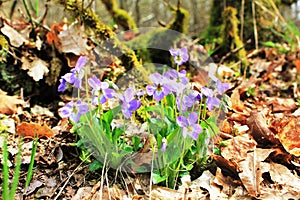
[
  {"left": 82, "top": 153, "right": 108, "bottom": 200},
  {"left": 218, "top": 39, "right": 251, "bottom": 64},
  {"left": 252, "top": 0, "right": 258, "bottom": 50},
  {"left": 240, "top": 0, "right": 245, "bottom": 42},
  {"left": 53, "top": 160, "right": 87, "bottom": 200}
]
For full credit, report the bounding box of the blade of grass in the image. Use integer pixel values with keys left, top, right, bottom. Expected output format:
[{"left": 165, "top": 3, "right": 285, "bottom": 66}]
[
  {"left": 9, "top": 137, "right": 23, "bottom": 200},
  {"left": 2, "top": 134, "right": 10, "bottom": 200},
  {"left": 24, "top": 137, "right": 38, "bottom": 190}
]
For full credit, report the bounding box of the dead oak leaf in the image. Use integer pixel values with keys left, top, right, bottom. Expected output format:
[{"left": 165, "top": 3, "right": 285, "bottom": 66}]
[
  {"left": 16, "top": 122, "right": 54, "bottom": 138},
  {"left": 0, "top": 21, "right": 28, "bottom": 47},
  {"left": 21, "top": 57, "right": 49, "bottom": 81},
  {"left": 58, "top": 22, "right": 87, "bottom": 55},
  {"left": 0, "top": 91, "right": 25, "bottom": 114},
  {"left": 271, "top": 116, "right": 300, "bottom": 156}
]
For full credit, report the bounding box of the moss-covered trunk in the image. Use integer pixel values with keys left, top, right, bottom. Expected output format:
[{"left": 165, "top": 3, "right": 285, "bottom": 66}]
[
  {"left": 205, "top": 0, "right": 295, "bottom": 49},
  {"left": 100, "top": 0, "right": 137, "bottom": 30}
]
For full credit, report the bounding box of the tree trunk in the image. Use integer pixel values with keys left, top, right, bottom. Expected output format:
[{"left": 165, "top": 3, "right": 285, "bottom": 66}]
[{"left": 205, "top": 0, "right": 290, "bottom": 49}]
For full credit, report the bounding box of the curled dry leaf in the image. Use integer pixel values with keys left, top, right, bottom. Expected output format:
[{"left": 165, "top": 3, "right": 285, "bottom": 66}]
[
  {"left": 247, "top": 110, "right": 280, "bottom": 145},
  {"left": 230, "top": 88, "right": 245, "bottom": 112},
  {"left": 271, "top": 116, "right": 300, "bottom": 156},
  {"left": 16, "top": 122, "right": 54, "bottom": 138},
  {"left": 265, "top": 97, "right": 298, "bottom": 113},
  {"left": 0, "top": 21, "right": 28, "bottom": 47},
  {"left": 0, "top": 90, "right": 25, "bottom": 115},
  {"left": 21, "top": 57, "right": 49, "bottom": 81}
]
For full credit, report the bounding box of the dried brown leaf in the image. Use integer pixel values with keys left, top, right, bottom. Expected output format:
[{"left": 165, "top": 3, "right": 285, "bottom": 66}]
[
  {"left": 272, "top": 116, "right": 300, "bottom": 156},
  {"left": 0, "top": 91, "right": 25, "bottom": 115},
  {"left": 59, "top": 23, "right": 87, "bottom": 55},
  {"left": 0, "top": 21, "right": 28, "bottom": 47},
  {"left": 247, "top": 111, "right": 280, "bottom": 145}
]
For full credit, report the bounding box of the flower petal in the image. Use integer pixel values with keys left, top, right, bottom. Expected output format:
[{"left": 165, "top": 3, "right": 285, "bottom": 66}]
[
  {"left": 177, "top": 116, "right": 188, "bottom": 127},
  {"left": 187, "top": 112, "right": 198, "bottom": 125},
  {"left": 75, "top": 56, "right": 86, "bottom": 70}
]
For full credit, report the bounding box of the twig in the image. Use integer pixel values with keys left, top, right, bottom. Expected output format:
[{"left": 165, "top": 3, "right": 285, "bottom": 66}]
[
  {"left": 53, "top": 158, "right": 89, "bottom": 200},
  {"left": 252, "top": 0, "right": 258, "bottom": 50},
  {"left": 218, "top": 39, "right": 251, "bottom": 64},
  {"left": 240, "top": 0, "right": 245, "bottom": 42}
]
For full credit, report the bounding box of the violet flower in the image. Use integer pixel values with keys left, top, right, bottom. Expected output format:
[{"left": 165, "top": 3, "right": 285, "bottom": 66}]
[
  {"left": 202, "top": 87, "right": 220, "bottom": 111},
  {"left": 176, "top": 90, "right": 201, "bottom": 113},
  {"left": 146, "top": 72, "right": 171, "bottom": 102},
  {"left": 116, "top": 87, "right": 141, "bottom": 119},
  {"left": 68, "top": 56, "right": 86, "bottom": 89},
  {"left": 177, "top": 112, "right": 202, "bottom": 140},
  {"left": 216, "top": 80, "right": 229, "bottom": 95},
  {"left": 57, "top": 56, "right": 86, "bottom": 91},
  {"left": 160, "top": 137, "right": 167, "bottom": 152},
  {"left": 169, "top": 47, "right": 189, "bottom": 66},
  {"left": 164, "top": 69, "right": 188, "bottom": 94},
  {"left": 88, "top": 76, "right": 115, "bottom": 105},
  {"left": 60, "top": 100, "right": 89, "bottom": 122}
]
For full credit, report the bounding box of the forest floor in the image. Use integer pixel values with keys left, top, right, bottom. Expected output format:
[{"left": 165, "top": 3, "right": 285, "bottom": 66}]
[{"left": 0, "top": 7, "right": 300, "bottom": 200}]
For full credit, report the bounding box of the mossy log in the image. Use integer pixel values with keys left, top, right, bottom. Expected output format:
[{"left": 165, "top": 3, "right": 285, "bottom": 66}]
[{"left": 100, "top": 0, "right": 137, "bottom": 30}]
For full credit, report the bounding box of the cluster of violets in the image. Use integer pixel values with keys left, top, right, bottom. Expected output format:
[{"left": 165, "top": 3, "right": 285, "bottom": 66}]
[{"left": 58, "top": 47, "right": 229, "bottom": 145}]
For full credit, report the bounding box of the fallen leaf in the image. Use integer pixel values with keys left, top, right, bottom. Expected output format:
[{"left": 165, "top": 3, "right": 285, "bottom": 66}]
[
  {"left": 230, "top": 89, "right": 245, "bottom": 112},
  {"left": 16, "top": 122, "right": 54, "bottom": 138},
  {"left": 0, "top": 91, "right": 25, "bottom": 115},
  {"left": 265, "top": 97, "right": 298, "bottom": 113},
  {"left": 0, "top": 21, "right": 28, "bottom": 47},
  {"left": 59, "top": 22, "right": 87, "bottom": 55},
  {"left": 271, "top": 116, "right": 300, "bottom": 156},
  {"left": 247, "top": 110, "right": 280, "bottom": 145},
  {"left": 25, "top": 180, "right": 43, "bottom": 195},
  {"left": 21, "top": 57, "right": 49, "bottom": 81}
]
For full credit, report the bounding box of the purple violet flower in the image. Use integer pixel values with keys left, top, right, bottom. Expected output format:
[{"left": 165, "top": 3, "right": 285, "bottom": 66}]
[
  {"left": 60, "top": 100, "right": 89, "bottom": 122},
  {"left": 69, "top": 56, "right": 86, "bottom": 88},
  {"left": 206, "top": 96, "right": 220, "bottom": 111},
  {"left": 57, "top": 56, "right": 86, "bottom": 91},
  {"left": 176, "top": 90, "right": 200, "bottom": 113},
  {"left": 216, "top": 80, "right": 229, "bottom": 95},
  {"left": 88, "top": 76, "right": 115, "bottom": 105},
  {"left": 146, "top": 72, "right": 171, "bottom": 102},
  {"left": 177, "top": 112, "right": 202, "bottom": 140},
  {"left": 116, "top": 87, "right": 141, "bottom": 119},
  {"left": 202, "top": 87, "right": 220, "bottom": 111},
  {"left": 164, "top": 69, "right": 188, "bottom": 94},
  {"left": 169, "top": 47, "right": 189, "bottom": 66},
  {"left": 58, "top": 77, "right": 67, "bottom": 92}
]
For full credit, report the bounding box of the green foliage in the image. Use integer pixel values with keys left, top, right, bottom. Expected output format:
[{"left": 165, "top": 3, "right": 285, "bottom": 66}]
[{"left": 1, "top": 133, "right": 38, "bottom": 200}]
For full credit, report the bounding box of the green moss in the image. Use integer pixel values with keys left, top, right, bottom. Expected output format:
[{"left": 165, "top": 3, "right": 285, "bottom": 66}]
[
  {"left": 101, "top": 0, "right": 137, "bottom": 30},
  {"left": 61, "top": 0, "right": 144, "bottom": 73},
  {"left": 166, "top": 7, "right": 190, "bottom": 34},
  {"left": 220, "top": 7, "right": 248, "bottom": 70},
  {"left": 125, "top": 6, "right": 189, "bottom": 65}
]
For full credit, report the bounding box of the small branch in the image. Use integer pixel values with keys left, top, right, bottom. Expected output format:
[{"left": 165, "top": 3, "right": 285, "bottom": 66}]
[{"left": 219, "top": 39, "right": 251, "bottom": 64}]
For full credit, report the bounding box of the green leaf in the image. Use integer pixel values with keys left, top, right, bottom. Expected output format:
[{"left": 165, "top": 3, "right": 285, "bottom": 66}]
[
  {"left": 112, "top": 127, "right": 123, "bottom": 145},
  {"left": 103, "top": 109, "right": 113, "bottom": 124},
  {"left": 152, "top": 170, "right": 167, "bottom": 184},
  {"left": 132, "top": 136, "right": 141, "bottom": 151},
  {"left": 89, "top": 160, "right": 103, "bottom": 171}
]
